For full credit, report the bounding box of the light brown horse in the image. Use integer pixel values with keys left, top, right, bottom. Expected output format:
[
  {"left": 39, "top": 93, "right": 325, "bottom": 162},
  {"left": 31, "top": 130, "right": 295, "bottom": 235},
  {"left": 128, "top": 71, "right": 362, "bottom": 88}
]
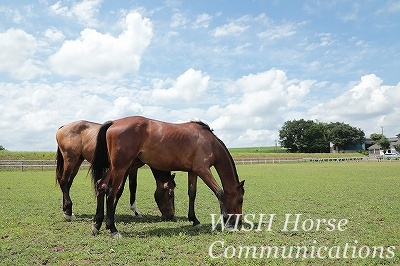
[
  {"left": 91, "top": 116, "right": 245, "bottom": 237},
  {"left": 56, "top": 120, "right": 175, "bottom": 221}
]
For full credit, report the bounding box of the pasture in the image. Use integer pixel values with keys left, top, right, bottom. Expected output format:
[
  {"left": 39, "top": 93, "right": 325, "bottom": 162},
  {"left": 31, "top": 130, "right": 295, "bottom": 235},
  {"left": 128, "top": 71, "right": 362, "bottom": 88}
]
[{"left": 0, "top": 162, "right": 399, "bottom": 265}]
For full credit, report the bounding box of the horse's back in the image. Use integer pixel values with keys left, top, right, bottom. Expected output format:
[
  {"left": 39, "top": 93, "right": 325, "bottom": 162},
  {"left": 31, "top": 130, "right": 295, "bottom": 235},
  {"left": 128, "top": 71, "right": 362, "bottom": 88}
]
[
  {"left": 108, "top": 116, "right": 217, "bottom": 171},
  {"left": 56, "top": 120, "right": 101, "bottom": 162}
]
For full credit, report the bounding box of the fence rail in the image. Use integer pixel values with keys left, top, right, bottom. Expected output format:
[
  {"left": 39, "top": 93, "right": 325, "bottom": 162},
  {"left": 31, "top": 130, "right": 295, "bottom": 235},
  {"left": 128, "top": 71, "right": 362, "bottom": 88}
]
[
  {"left": 0, "top": 160, "right": 90, "bottom": 171},
  {"left": 0, "top": 156, "right": 398, "bottom": 171}
]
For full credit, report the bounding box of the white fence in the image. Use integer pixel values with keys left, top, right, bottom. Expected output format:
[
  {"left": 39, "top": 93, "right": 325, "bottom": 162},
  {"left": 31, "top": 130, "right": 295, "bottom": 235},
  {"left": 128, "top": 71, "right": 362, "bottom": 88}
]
[
  {"left": 0, "top": 156, "right": 398, "bottom": 171},
  {"left": 0, "top": 160, "right": 90, "bottom": 171}
]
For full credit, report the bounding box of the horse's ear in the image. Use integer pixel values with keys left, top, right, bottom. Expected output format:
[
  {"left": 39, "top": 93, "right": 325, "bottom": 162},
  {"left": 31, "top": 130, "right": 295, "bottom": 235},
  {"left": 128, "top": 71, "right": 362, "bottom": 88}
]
[
  {"left": 171, "top": 173, "right": 176, "bottom": 180},
  {"left": 238, "top": 180, "right": 245, "bottom": 188}
]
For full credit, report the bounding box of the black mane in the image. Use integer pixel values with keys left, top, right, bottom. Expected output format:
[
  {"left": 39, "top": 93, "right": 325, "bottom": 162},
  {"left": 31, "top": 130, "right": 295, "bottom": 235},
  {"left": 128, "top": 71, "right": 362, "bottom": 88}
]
[
  {"left": 191, "top": 120, "right": 213, "bottom": 132},
  {"left": 192, "top": 120, "right": 240, "bottom": 184}
]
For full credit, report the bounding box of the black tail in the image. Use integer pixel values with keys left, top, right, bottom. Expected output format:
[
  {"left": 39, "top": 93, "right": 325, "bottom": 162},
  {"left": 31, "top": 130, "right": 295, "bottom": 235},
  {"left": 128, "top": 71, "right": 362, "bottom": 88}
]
[
  {"left": 91, "top": 121, "right": 113, "bottom": 189},
  {"left": 56, "top": 146, "right": 64, "bottom": 184}
]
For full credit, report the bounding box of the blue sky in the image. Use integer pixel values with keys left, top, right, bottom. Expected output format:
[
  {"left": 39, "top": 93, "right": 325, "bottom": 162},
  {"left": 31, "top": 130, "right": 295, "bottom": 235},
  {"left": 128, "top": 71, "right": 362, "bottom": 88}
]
[{"left": 1, "top": 0, "right": 400, "bottom": 150}]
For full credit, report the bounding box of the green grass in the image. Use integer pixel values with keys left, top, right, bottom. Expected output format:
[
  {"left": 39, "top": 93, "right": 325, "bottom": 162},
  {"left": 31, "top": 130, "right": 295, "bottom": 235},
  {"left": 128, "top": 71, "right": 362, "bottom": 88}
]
[
  {"left": 0, "top": 150, "right": 56, "bottom": 160},
  {"left": 0, "top": 162, "right": 399, "bottom": 265},
  {"left": 0, "top": 147, "right": 365, "bottom": 160}
]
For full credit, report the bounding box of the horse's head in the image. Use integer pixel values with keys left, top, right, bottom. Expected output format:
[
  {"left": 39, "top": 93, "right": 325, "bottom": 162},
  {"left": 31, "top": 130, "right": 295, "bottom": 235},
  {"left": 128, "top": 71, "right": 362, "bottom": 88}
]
[
  {"left": 224, "top": 180, "right": 245, "bottom": 227},
  {"left": 154, "top": 173, "right": 176, "bottom": 221}
]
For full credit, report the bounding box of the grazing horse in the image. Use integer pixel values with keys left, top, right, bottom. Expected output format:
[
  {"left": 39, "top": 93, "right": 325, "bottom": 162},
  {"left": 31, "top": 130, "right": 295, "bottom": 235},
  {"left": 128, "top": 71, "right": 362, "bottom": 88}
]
[
  {"left": 55, "top": 120, "right": 175, "bottom": 221},
  {"left": 91, "top": 116, "right": 245, "bottom": 237}
]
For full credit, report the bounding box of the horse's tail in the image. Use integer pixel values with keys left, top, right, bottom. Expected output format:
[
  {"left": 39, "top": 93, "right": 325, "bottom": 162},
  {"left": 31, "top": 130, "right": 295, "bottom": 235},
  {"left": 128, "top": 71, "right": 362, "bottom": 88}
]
[
  {"left": 91, "top": 121, "right": 113, "bottom": 189},
  {"left": 55, "top": 146, "right": 64, "bottom": 185}
]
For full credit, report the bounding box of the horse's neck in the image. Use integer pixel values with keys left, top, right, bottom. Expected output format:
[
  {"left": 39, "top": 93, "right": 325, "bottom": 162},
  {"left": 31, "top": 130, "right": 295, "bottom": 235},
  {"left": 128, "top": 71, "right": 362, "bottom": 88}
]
[{"left": 214, "top": 146, "right": 238, "bottom": 192}]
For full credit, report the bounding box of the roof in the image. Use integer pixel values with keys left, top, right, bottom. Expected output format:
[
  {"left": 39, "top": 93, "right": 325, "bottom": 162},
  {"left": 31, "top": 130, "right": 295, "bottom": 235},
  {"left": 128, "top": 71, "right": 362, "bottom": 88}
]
[{"left": 368, "top": 138, "right": 400, "bottom": 150}]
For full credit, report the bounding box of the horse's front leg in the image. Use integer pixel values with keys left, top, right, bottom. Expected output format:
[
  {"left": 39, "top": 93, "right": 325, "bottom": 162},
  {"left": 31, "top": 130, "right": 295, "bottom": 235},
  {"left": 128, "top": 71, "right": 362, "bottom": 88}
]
[
  {"left": 128, "top": 168, "right": 141, "bottom": 217},
  {"left": 196, "top": 169, "right": 227, "bottom": 218},
  {"left": 188, "top": 172, "right": 200, "bottom": 226}
]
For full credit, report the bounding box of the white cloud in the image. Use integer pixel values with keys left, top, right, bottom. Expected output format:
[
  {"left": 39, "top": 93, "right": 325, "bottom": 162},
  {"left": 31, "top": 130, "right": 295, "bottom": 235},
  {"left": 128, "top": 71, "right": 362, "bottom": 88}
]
[
  {"left": 309, "top": 74, "right": 387, "bottom": 119},
  {"left": 43, "top": 27, "right": 65, "bottom": 42},
  {"left": 307, "top": 74, "right": 400, "bottom": 136},
  {"left": 170, "top": 12, "right": 188, "bottom": 28},
  {"left": 207, "top": 69, "right": 314, "bottom": 146},
  {"left": 49, "top": 0, "right": 103, "bottom": 27},
  {"left": 47, "top": 11, "right": 153, "bottom": 79},
  {"left": 213, "top": 22, "right": 249, "bottom": 37},
  {"left": 0, "top": 7, "right": 23, "bottom": 23},
  {"left": 236, "top": 128, "right": 275, "bottom": 147},
  {"left": 0, "top": 28, "right": 46, "bottom": 80},
  {"left": 152, "top": 68, "right": 210, "bottom": 102},
  {"left": 0, "top": 81, "right": 134, "bottom": 150},
  {"left": 377, "top": 1, "right": 400, "bottom": 13},
  {"left": 258, "top": 23, "right": 296, "bottom": 40},
  {"left": 105, "top": 97, "right": 144, "bottom": 119},
  {"left": 192, "top": 13, "right": 212, "bottom": 28}
]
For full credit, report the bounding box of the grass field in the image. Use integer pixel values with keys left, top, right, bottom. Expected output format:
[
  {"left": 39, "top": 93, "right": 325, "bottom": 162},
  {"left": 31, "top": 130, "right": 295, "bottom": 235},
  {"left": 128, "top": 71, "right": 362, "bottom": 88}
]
[
  {"left": 0, "top": 162, "right": 399, "bottom": 265},
  {"left": 0, "top": 148, "right": 365, "bottom": 160}
]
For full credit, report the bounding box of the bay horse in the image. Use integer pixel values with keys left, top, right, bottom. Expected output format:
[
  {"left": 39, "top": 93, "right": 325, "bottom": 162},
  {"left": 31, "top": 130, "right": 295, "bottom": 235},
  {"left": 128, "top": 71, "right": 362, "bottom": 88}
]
[
  {"left": 91, "top": 116, "right": 245, "bottom": 237},
  {"left": 55, "top": 120, "right": 175, "bottom": 221}
]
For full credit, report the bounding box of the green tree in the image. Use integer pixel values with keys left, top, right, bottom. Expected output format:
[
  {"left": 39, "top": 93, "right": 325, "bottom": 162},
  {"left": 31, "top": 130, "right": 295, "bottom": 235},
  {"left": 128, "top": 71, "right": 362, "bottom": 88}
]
[
  {"left": 370, "top": 133, "right": 384, "bottom": 143},
  {"left": 0, "top": 145, "right": 5, "bottom": 151},
  {"left": 279, "top": 120, "right": 365, "bottom": 153},
  {"left": 377, "top": 136, "right": 391, "bottom": 150},
  {"left": 279, "top": 119, "right": 329, "bottom": 153},
  {"left": 327, "top": 122, "right": 365, "bottom": 152}
]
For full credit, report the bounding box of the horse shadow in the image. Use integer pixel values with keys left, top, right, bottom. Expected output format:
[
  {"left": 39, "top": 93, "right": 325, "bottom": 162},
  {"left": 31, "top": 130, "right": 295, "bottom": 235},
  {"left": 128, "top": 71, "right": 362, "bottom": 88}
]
[
  {"left": 73, "top": 213, "right": 179, "bottom": 223},
  {"left": 122, "top": 222, "right": 214, "bottom": 238},
  {"left": 71, "top": 213, "right": 214, "bottom": 237}
]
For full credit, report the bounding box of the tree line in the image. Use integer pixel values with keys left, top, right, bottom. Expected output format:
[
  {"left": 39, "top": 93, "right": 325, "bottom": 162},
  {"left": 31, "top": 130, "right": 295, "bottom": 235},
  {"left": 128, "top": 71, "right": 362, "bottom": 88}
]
[{"left": 279, "top": 119, "right": 365, "bottom": 153}]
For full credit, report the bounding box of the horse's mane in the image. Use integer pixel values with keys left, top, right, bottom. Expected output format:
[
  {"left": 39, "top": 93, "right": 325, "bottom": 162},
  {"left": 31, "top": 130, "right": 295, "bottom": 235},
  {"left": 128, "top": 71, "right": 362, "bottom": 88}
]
[
  {"left": 191, "top": 120, "right": 240, "bottom": 184},
  {"left": 191, "top": 120, "right": 213, "bottom": 131}
]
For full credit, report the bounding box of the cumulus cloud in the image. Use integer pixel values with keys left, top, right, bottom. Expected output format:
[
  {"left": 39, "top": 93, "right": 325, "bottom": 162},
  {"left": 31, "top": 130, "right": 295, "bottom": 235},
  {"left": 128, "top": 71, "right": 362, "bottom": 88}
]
[
  {"left": 308, "top": 74, "right": 400, "bottom": 135},
  {"left": 152, "top": 68, "right": 210, "bottom": 102},
  {"left": 43, "top": 27, "right": 65, "bottom": 42},
  {"left": 105, "top": 97, "right": 144, "bottom": 119},
  {"left": 0, "top": 81, "right": 144, "bottom": 150},
  {"left": 49, "top": 0, "right": 102, "bottom": 27},
  {"left": 0, "top": 28, "right": 46, "bottom": 80},
  {"left": 208, "top": 69, "right": 314, "bottom": 146},
  {"left": 47, "top": 11, "right": 153, "bottom": 79},
  {"left": 309, "top": 74, "right": 387, "bottom": 119}
]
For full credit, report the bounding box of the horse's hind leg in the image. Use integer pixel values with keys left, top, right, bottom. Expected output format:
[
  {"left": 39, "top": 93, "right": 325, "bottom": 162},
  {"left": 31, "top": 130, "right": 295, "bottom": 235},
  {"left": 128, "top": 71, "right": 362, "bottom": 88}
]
[
  {"left": 60, "top": 158, "right": 83, "bottom": 220},
  {"left": 105, "top": 167, "right": 129, "bottom": 238},
  {"left": 188, "top": 172, "right": 200, "bottom": 226},
  {"left": 92, "top": 185, "right": 105, "bottom": 235},
  {"left": 128, "top": 168, "right": 142, "bottom": 217}
]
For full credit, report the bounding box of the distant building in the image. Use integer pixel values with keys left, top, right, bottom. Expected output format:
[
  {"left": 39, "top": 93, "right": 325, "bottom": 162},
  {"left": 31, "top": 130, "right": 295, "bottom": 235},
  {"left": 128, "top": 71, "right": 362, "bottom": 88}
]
[
  {"left": 330, "top": 142, "right": 365, "bottom": 153},
  {"left": 368, "top": 138, "right": 400, "bottom": 157}
]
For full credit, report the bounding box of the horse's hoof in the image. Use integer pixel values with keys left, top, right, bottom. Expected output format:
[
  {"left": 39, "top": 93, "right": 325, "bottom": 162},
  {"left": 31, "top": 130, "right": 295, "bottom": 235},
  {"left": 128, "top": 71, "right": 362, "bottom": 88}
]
[
  {"left": 133, "top": 212, "right": 142, "bottom": 218},
  {"left": 110, "top": 232, "right": 122, "bottom": 239},
  {"left": 92, "top": 225, "right": 100, "bottom": 236},
  {"left": 63, "top": 213, "right": 76, "bottom": 220},
  {"left": 192, "top": 220, "right": 201, "bottom": 227},
  {"left": 224, "top": 225, "right": 236, "bottom": 232},
  {"left": 193, "top": 222, "right": 201, "bottom": 227}
]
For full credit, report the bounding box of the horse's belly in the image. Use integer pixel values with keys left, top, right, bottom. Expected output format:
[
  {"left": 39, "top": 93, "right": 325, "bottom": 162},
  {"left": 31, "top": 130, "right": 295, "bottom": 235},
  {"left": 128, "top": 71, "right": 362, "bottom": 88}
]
[{"left": 137, "top": 151, "right": 192, "bottom": 172}]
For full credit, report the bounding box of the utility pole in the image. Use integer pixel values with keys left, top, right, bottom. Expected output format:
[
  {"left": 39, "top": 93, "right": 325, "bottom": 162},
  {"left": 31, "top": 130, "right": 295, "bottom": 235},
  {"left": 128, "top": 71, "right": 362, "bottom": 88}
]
[{"left": 380, "top": 126, "right": 384, "bottom": 135}]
